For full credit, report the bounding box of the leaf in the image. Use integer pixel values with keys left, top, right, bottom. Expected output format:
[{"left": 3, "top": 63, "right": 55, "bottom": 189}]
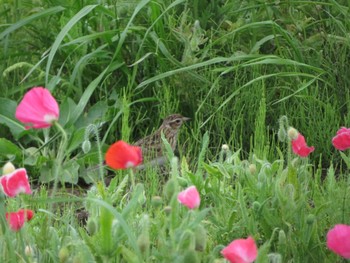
[
  {"left": 75, "top": 101, "right": 108, "bottom": 128},
  {"left": 45, "top": 5, "right": 98, "bottom": 85},
  {"left": 59, "top": 97, "right": 76, "bottom": 127},
  {"left": 0, "top": 98, "right": 27, "bottom": 139},
  {"left": 0, "top": 138, "right": 22, "bottom": 161},
  {"left": 61, "top": 160, "right": 80, "bottom": 184},
  {"left": 0, "top": 6, "right": 65, "bottom": 40}
]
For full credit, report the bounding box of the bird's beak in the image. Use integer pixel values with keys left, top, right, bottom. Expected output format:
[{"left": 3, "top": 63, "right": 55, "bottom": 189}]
[{"left": 182, "top": 117, "right": 191, "bottom": 121}]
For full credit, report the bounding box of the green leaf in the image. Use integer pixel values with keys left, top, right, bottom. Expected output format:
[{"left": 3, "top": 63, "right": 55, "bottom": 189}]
[
  {"left": 45, "top": 5, "right": 98, "bottom": 85},
  {"left": 61, "top": 160, "right": 80, "bottom": 184},
  {"left": 0, "top": 98, "right": 26, "bottom": 139},
  {"left": 0, "top": 138, "right": 22, "bottom": 161},
  {"left": 0, "top": 6, "right": 65, "bottom": 40}
]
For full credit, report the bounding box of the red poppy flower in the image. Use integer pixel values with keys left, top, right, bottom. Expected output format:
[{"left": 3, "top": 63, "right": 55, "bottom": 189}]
[
  {"left": 15, "top": 87, "right": 59, "bottom": 129},
  {"left": 332, "top": 127, "right": 350, "bottom": 151},
  {"left": 6, "top": 209, "right": 34, "bottom": 231},
  {"left": 0, "top": 168, "right": 32, "bottom": 197},
  {"left": 177, "top": 186, "right": 201, "bottom": 209},
  {"left": 221, "top": 236, "right": 258, "bottom": 263},
  {"left": 105, "top": 140, "right": 142, "bottom": 169},
  {"left": 327, "top": 224, "right": 350, "bottom": 259},
  {"left": 291, "top": 133, "right": 315, "bottom": 157}
]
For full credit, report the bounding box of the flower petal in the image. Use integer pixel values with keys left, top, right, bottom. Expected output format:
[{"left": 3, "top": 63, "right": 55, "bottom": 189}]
[
  {"left": 6, "top": 209, "right": 34, "bottom": 231},
  {"left": 105, "top": 140, "right": 142, "bottom": 169},
  {"left": 221, "top": 236, "right": 258, "bottom": 263},
  {"left": 0, "top": 168, "right": 32, "bottom": 197},
  {"left": 15, "top": 87, "right": 59, "bottom": 129},
  {"left": 327, "top": 224, "right": 350, "bottom": 259},
  {"left": 177, "top": 186, "right": 200, "bottom": 209},
  {"left": 291, "top": 133, "right": 314, "bottom": 157},
  {"left": 332, "top": 127, "right": 350, "bottom": 151}
]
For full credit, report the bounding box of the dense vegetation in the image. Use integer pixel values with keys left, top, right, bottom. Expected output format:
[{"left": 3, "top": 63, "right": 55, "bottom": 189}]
[{"left": 0, "top": 0, "right": 350, "bottom": 262}]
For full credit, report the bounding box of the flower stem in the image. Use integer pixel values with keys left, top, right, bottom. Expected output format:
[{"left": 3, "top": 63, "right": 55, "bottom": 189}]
[
  {"left": 50, "top": 121, "right": 68, "bottom": 200},
  {"left": 129, "top": 168, "right": 135, "bottom": 188}
]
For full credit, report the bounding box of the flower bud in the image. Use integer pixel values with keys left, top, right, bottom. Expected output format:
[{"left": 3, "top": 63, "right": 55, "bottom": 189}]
[
  {"left": 287, "top": 127, "right": 299, "bottom": 140},
  {"left": 277, "top": 128, "right": 287, "bottom": 142},
  {"left": 194, "top": 224, "right": 207, "bottom": 251},
  {"left": 151, "top": 196, "right": 163, "bottom": 208},
  {"left": 268, "top": 253, "right": 282, "bottom": 263},
  {"left": 183, "top": 250, "right": 200, "bottom": 263},
  {"left": 163, "top": 179, "right": 176, "bottom": 199},
  {"left": 24, "top": 245, "right": 34, "bottom": 257},
  {"left": 137, "top": 233, "right": 150, "bottom": 254},
  {"left": 221, "top": 144, "right": 229, "bottom": 151},
  {"left": 72, "top": 255, "right": 83, "bottom": 263},
  {"left": 278, "top": 229, "right": 287, "bottom": 255},
  {"left": 249, "top": 164, "right": 257, "bottom": 175},
  {"left": 2, "top": 162, "right": 15, "bottom": 175},
  {"left": 306, "top": 214, "right": 316, "bottom": 225},
  {"left": 81, "top": 140, "right": 91, "bottom": 154},
  {"left": 177, "top": 177, "right": 188, "bottom": 187},
  {"left": 252, "top": 201, "right": 261, "bottom": 213},
  {"left": 163, "top": 206, "right": 172, "bottom": 215},
  {"left": 86, "top": 217, "right": 98, "bottom": 235},
  {"left": 58, "top": 247, "right": 69, "bottom": 263}
]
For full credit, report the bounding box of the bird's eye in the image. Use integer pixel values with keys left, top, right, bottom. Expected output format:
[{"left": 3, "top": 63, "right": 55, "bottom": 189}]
[{"left": 175, "top": 119, "right": 182, "bottom": 124}]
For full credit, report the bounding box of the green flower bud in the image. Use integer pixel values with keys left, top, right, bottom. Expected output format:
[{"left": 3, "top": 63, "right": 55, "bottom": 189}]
[
  {"left": 163, "top": 179, "right": 176, "bottom": 199},
  {"left": 306, "top": 214, "right": 316, "bottom": 225},
  {"left": 163, "top": 206, "right": 172, "bottom": 215},
  {"left": 194, "top": 224, "right": 207, "bottom": 251},
  {"left": 137, "top": 233, "right": 150, "bottom": 254},
  {"left": 86, "top": 218, "right": 98, "bottom": 235},
  {"left": 252, "top": 201, "right": 261, "bottom": 213},
  {"left": 278, "top": 229, "right": 287, "bottom": 254},
  {"left": 183, "top": 250, "right": 200, "bottom": 263},
  {"left": 277, "top": 128, "right": 287, "bottom": 142},
  {"left": 177, "top": 177, "right": 188, "bottom": 188},
  {"left": 151, "top": 196, "right": 163, "bottom": 208},
  {"left": 58, "top": 247, "right": 69, "bottom": 263},
  {"left": 82, "top": 140, "right": 91, "bottom": 154},
  {"left": 72, "top": 255, "right": 83, "bottom": 263}
]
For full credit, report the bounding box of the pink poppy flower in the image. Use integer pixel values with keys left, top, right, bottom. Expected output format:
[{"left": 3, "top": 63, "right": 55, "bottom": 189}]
[
  {"left": 0, "top": 168, "right": 32, "bottom": 197},
  {"left": 15, "top": 87, "right": 59, "bottom": 129},
  {"left": 332, "top": 127, "right": 350, "bottom": 151},
  {"left": 221, "top": 236, "right": 258, "bottom": 263},
  {"left": 105, "top": 140, "right": 142, "bottom": 169},
  {"left": 327, "top": 224, "right": 350, "bottom": 259},
  {"left": 6, "top": 209, "right": 34, "bottom": 231},
  {"left": 291, "top": 133, "right": 315, "bottom": 157},
  {"left": 177, "top": 186, "right": 200, "bottom": 209}
]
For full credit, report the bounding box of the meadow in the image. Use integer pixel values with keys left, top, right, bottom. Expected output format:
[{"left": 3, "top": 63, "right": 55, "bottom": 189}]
[{"left": 0, "top": 0, "right": 350, "bottom": 262}]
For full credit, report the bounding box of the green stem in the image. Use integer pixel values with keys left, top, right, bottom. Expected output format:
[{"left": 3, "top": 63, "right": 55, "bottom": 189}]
[
  {"left": 50, "top": 121, "right": 68, "bottom": 200},
  {"left": 129, "top": 168, "right": 135, "bottom": 188},
  {"left": 89, "top": 124, "right": 105, "bottom": 186}
]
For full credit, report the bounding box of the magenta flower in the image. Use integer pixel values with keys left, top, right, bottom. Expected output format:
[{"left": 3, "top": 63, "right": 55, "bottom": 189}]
[
  {"left": 177, "top": 186, "right": 200, "bottom": 209},
  {"left": 0, "top": 168, "right": 32, "bottom": 197},
  {"left": 291, "top": 133, "right": 315, "bottom": 157},
  {"left": 332, "top": 127, "right": 350, "bottom": 151},
  {"left": 15, "top": 87, "right": 59, "bottom": 129},
  {"left": 105, "top": 140, "right": 143, "bottom": 170},
  {"left": 221, "top": 236, "right": 258, "bottom": 263},
  {"left": 6, "top": 209, "right": 34, "bottom": 231},
  {"left": 327, "top": 224, "right": 350, "bottom": 259}
]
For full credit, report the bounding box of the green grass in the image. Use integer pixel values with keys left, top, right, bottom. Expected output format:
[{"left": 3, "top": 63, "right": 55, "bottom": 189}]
[{"left": 0, "top": 0, "right": 350, "bottom": 262}]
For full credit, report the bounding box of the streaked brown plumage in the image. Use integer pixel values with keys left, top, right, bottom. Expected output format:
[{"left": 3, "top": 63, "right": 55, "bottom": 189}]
[{"left": 134, "top": 114, "right": 190, "bottom": 162}]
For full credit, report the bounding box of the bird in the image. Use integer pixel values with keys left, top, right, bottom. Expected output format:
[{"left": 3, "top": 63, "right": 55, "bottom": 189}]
[{"left": 134, "top": 114, "right": 190, "bottom": 168}]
